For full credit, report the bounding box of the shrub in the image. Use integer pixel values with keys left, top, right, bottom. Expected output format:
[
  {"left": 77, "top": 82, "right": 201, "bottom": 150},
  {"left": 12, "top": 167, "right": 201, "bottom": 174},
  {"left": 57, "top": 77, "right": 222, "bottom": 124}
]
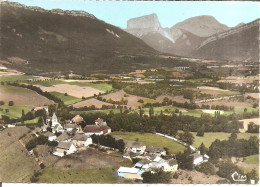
[
  {"left": 195, "top": 162, "right": 216, "bottom": 175},
  {"left": 8, "top": 101, "right": 14, "bottom": 106}
]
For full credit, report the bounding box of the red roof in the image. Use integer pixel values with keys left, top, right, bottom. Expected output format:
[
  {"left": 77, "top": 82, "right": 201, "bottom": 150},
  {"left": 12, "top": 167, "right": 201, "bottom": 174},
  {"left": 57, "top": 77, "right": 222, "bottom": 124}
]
[
  {"left": 99, "top": 126, "right": 111, "bottom": 134},
  {"left": 84, "top": 125, "right": 102, "bottom": 133},
  {"left": 84, "top": 125, "right": 111, "bottom": 133}
]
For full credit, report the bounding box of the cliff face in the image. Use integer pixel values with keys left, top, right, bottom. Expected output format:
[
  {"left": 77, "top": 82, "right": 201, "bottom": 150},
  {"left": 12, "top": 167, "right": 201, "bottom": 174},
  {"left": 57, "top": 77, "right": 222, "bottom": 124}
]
[
  {"left": 171, "top": 15, "right": 229, "bottom": 37},
  {"left": 193, "top": 19, "right": 260, "bottom": 61},
  {"left": 125, "top": 13, "right": 205, "bottom": 56},
  {"left": 126, "top": 13, "right": 162, "bottom": 37}
]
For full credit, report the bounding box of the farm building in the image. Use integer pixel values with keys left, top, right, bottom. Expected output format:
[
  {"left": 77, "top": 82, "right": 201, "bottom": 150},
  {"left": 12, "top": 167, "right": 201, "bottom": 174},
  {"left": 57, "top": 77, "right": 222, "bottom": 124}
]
[
  {"left": 53, "top": 142, "right": 77, "bottom": 157},
  {"left": 72, "top": 134, "right": 92, "bottom": 147}
]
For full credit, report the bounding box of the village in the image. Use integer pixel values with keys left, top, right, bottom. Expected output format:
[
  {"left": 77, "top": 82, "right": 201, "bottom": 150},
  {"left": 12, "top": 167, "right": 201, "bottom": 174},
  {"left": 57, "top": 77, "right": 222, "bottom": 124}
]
[{"left": 22, "top": 108, "right": 208, "bottom": 181}]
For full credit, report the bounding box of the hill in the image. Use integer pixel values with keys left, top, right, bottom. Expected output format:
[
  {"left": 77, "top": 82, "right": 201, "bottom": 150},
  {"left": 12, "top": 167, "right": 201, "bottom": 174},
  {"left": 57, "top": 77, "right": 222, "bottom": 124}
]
[
  {"left": 1, "top": 2, "right": 189, "bottom": 75},
  {"left": 193, "top": 19, "right": 260, "bottom": 61}
]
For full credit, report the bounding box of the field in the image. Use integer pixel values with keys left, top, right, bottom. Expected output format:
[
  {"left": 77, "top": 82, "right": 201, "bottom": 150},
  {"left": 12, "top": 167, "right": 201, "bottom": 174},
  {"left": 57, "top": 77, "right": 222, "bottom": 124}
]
[
  {"left": 102, "top": 90, "right": 157, "bottom": 109},
  {"left": 244, "top": 154, "right": 259, "bottom": 165},
  {"left": 111, "top": 131, "right": 186, "bottom": 154},
  {"left": 197, "top": 100, "right": 252, "bottom": 107},
  {"left": 0, "top": 85, "right": 54, "bottom": 107},
  {"left": 0, "top": 105, "right": 31, "bottom": 119},
  {"left": 73, "top": 98, "right": 113, "bottom": 108},
  {"left": 218, "top": 75, "right": 259, "bottom": 85},
  {"left": 49, "top": 92, "right": 82, "bottom": 105},
  {"left": 244, "top": 93, "right": 259, "bottom": 100},
  {"left": 38, "top": 167, "right": 117, "bottom": 183},
  {"left": 32, "top": 80, "right": 112, "bottom": 92},
  {"left": 191, "top": 132, "right": 258, "bottom": 148},
  {"left": 36, "top": 84, "right": 105, "bottom": 98},
  {"left": 197, "top": 86, "right": 240, "bottom": 96},
  {"left": 16, "top": 117, "right": 40, "bottom": 124},
  {"left": 133, "top": 106, "right": 204, "bottom": 117},
  {"left": 0, "top": 75, "right": 35, "bottom": 82}
]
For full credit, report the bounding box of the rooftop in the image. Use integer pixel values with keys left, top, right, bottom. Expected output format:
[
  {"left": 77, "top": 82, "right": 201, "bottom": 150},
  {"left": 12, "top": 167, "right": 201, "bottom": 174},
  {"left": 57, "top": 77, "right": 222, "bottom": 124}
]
[
  {"left": 57, "top": 142, "right": 73, "bottom": 150},
  {"left": 125, "top": 140, "right": 145, "bottom": 148},
  {"left": 56, "top": 133, "right": 70, "bottom": 141},
  {"left": 146, "top": 146, "right": 164, "bottom": 153},
  {"left": 72, "top": 134, "right": 90, "bottom": 141},
  {"left": 117, "top": 167, "right": 140, "bottom": 174},
  {"left": 72, "top": 115, "right": 84, "bottom": 123}
]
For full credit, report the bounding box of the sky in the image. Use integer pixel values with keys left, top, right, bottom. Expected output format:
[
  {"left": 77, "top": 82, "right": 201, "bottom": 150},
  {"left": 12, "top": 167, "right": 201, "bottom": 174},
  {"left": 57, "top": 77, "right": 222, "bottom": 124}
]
[{"left": 8, "top": 0, "right": 260, "bottom": 28}]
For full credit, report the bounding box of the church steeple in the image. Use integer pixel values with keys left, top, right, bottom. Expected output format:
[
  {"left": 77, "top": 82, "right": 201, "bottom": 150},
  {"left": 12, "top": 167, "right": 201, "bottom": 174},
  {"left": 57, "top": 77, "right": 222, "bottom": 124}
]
[{"left": 52, "top": 112, "right": 58, "bottom": 125}]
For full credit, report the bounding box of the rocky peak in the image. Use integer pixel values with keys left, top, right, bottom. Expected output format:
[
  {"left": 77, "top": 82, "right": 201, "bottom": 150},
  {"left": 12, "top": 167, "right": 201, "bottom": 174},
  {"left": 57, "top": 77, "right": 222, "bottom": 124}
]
[
  {"left": 126, "top": 13, "right": 162, "bottom": 37},
  {"left": 171, "top": 15, "right": 229, "bottom": 37}
]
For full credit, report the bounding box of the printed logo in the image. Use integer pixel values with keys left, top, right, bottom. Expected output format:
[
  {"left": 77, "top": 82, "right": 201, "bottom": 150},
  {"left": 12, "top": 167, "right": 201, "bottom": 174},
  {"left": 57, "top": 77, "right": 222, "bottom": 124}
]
[{"left": 231, "top": 171, "right": 247, "bottom": 182}]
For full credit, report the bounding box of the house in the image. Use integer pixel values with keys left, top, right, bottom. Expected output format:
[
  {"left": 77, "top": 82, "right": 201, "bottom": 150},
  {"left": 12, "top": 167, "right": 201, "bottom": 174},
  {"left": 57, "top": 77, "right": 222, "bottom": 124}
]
[
  {"left": 164, "top": 158, "right": 178, "bottom": 172},
  {"left": 44, "top": 131, "right": 57, "bottom": 141},
  {"left": 53, "top": 142, "right": 77, "bottom": 157},
  {"left": 64, "top": 123, "right": 80, "bottom": 133},
  {"left": 150, "top": 157, "right": 178, "bottom": 172},
  {"left": 191, "top": 151, "right": 204, "bottom": 166},
  {"left": 52, "top": 123, "right": 64, "bottom": 133},
  {"left": 72, "top": 134, "right": 92, "bottom": 147},
  {"left": 71, "top": 115, "right": 84, "bottom": 124},
  {"left": 145, "top": 146, "right": 166, "bottom": 156},
  {"left": 124, "top": 140, "right": 146, "bottom": 154},
  {"left": 117, "top": 167, "right": 143, "bottom": 180},
  {"left": 83, "top": 125, "right": 111, "bottom": 136},
  {"left": 56, "top": 132, "right": 70, "bottom": 142}
]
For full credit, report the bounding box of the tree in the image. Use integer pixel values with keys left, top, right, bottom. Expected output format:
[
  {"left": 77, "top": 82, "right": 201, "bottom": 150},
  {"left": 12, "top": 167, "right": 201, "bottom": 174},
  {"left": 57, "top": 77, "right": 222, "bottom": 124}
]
[
  {"left": 142, "top": 169, "right": 171, "bottom": 183},
  {"left": 180, "top": 131, "right": 194, "bottom": 145},
  {"left": 247, "top": 169, "right": 259, "bottom": 183},
  {"left": 38, "top": 117, "right": 43, "bottom": 125},
  {"left": 0, "top": 101, "right": 4, "bottom": 105},
  {"left": 244, "top": 108, "right": 247, "bottom": 112},
  {"left": 8, "top": 101, "right": 14, "bottom": 106},
  {"left": 196, "top": 162, "right": 216, "bottom": 175},
  {"left": 196, "top": 124, "right": 205, "bottom": 137},
  {"left": 176, "top": 148, "right": 193, "bottom": 170},
  {"left": 116, "top": 139, "right": 125, "bottom": 152},
  {"left": 64, "top": 93, "right": 68, "bottom": 96},
  {"left": 198, "top": 143, "right": 208, "bottom": 155}
]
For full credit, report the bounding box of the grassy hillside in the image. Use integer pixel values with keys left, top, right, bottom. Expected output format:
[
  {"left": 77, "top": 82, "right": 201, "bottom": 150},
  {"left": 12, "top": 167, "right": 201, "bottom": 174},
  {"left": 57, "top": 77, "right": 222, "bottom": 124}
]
[{"left": 0, "top": 141, "right": 40, "bottom": 182}]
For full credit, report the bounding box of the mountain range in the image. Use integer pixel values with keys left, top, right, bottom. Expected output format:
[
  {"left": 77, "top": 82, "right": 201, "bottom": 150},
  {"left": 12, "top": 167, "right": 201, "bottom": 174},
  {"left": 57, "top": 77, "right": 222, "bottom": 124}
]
[
  {"left": 125, "top": 13, "right": 259, "bottom": 61},
  {"left": 0, "top": 1, "right": 259, "bottom": 75}
]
